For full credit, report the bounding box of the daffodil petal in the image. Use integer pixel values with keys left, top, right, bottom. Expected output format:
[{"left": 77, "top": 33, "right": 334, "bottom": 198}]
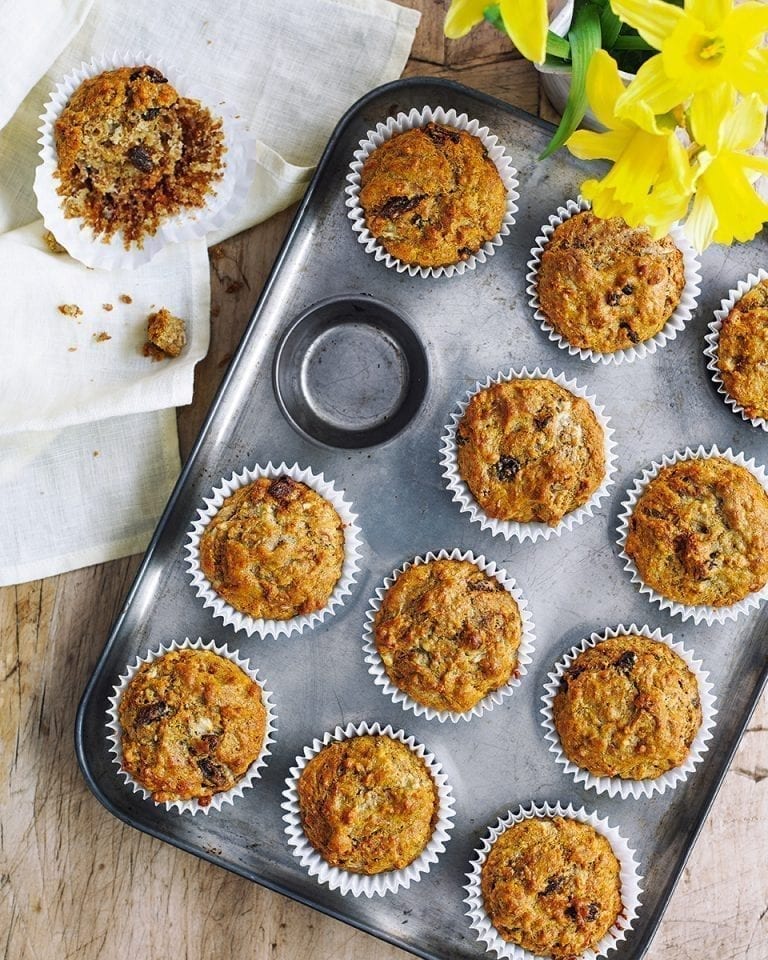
[
  {"left": 666, "top": 132, "right": 696, "bottom": 193},
  {"left": 685, "top": 189, "right": 718, "bottom": 252},
  {"left": 689, "top": 84, "right": 736, "bottom": 150},
  {"left": 720, "top": 93, "right": 768, "bottom": 152},
  {"left": 610, "top": 0, "right": 683, "bottom": 49},
  {"left": 687, "top": 0, "right": 731, "bottom": 32},
  {"left": 583, "top": 50, "right": 627, "bottom": 129},
  {"left": 567, "top": 129, "right": 633, "bottom": 162},
  {"left": 616, "top": 56, "right": 684, "bottom": 119},
  {"left": 731, "top": 2, "right": 768, "bottom": 41},
  {"left": 444, "top": 0, "right": 488, "bottom": 39},
  {"left": 728, "top": 48, "right": 768, "bottom": 100},
  {"left": 499, "top": 0, "right": 547, "bottom": 63}
]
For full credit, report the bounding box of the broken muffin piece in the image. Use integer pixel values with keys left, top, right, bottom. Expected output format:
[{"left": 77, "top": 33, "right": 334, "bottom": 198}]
[{"left": 143, "top": 307, "right": 187, "bottom": 360}]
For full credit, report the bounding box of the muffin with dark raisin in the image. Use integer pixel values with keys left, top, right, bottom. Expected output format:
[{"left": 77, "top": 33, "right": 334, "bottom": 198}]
[{"left": 717, "top": 278, "right": 768, "bottom": 421}]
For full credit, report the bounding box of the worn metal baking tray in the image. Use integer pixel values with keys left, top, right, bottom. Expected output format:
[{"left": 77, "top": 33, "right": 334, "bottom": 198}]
[{"left": 76, "top": 78, "right": 768, "bottom": 960}]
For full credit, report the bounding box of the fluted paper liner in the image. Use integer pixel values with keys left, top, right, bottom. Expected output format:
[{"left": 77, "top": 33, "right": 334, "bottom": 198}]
[
  {"left": 617, "top": 445, "right": 768, "bottom": 624},
  {"left": 541, "top": 624, "right": 717, "bottom": 798},
  {"left": 440, "top": 367, "right": 617, "bottom": 542},
  {"left": 345, "top": 105, "right": 519, "bottom": 279},
  {"left": 34, "top": 51, "right": 255, "bottom": 269},
  {"left": 106, "top": 636, "right": 276, "bottom": 815},
  {"left": 704, "top": 270, "right": 768, "bottom": 431},
  {"left": 185, "top": 461, "right": 362, "bottom": 638},
  {"left": 465, "top": 801, "right": 643, "bottom": 960},
  {"left": 526, "top": 196, "right": 702, "bottom": 365},
  {"left": 362, "top": 548, "right": 536, "bottom": 722},
  {"left": 281, "top": 721, "right": 456, "bottom": 897}
]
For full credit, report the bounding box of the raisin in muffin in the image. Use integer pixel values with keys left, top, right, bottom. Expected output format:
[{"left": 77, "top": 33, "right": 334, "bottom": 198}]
[
  {"left": 456, "top": 378, "right": 605, "bottom": 525},
  {"left": 118, "top": 648, "right": 267, "bottom": 806},
  {"left": 297, "top": 734, "right": 438, "bottom": 874},
  {"left": 199, "top": 475, "right": 345, "bottom": 620},
  {"left": 373, "top": 558, "right": 522, "bottom": 712},
  {"left": 717, "top": 278, "right": 768, "bottom": 421},
  {"left": 625, "top": 456, "right": 768, "bottom": 607},
  {"left": 54, "top": 65, "right": 224, "bottom": 247},
  {"left": 481, "top": 816, "right": 622, "bottom": 959},
  {"left": 359, "top": 121, "right": 506, "bottom": 268},
  {"left": 537, "top": 211, "right": 685, "bottom": 353},
  {"left": 553, "top": 636, "right": 702, "bottom": 780}
]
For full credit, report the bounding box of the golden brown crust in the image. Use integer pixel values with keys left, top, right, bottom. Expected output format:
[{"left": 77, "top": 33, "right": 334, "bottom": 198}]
[
  {"left": 625, "top": 457, "right": 768, "bottom": 606},
  {"left": 456, "top": 378, "right": 605, "bottom": 525},
  {"left": 297, "top": 735, "right": 438, "bottom": 874},
  {"left": 718, "top": 279, "right": 768, "bottom": 420},
  {"left": 199, "top": 476, "right": 345, "bottom": 620},
  {"left": 373, "top": 558, "right": 521, "bottom": 712},
  {"left": 54, "top": 66, "right": 224, "bottom": 247},
  {"left": 553, "top": 636, "right": 702, "bottom": 780},
  {"left": 537, "top": 211, "right": 685, "bottom": 353},
  {"left": 481, "top": 816, "right": 622, "bottom": 959},
  {"left": 359, "top": 122, "right": 506, "bottom": 268},
  {"left": 146, "top": 307, "right": 186, "bottom": 358},
  {"left": 118, "top": 649, "right": 266, "bottom": 805}
]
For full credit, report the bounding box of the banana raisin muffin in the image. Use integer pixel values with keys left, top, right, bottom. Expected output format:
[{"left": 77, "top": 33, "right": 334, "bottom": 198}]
[
  {"left": 359, "top": 121, "right": 506, "bottom": 268},
  {"left": 553, "top": 636, "right": 702, "bottom": 780},
  {"left": 481, "top": 816, "right": 622, "bottom": 959},
  {"left": 54, "top": 65, "right": 224, "bottom": 247},
  {"left": 199, "top": 475, "right": 345, "bottom": 620},
  {"left": 537, "top": 211, "right": 686, "bottom": 353},
  {"left": 297, "top": 734, "right": 438, "bottom": 874},
  {"left": 456, "top": 378, "right": 605, "bottom": 525},
  {"left": 118, "top": 648, "right": 267, "bottom": 806},
  {"left": 625, "top": 456, "right": 768, "bottom": 606},
  {"left": 717, "top": 278, "right": 768, "bottom": 421},
  {"left": 373, "top": 558, "right": 522, "bottom": 712}
]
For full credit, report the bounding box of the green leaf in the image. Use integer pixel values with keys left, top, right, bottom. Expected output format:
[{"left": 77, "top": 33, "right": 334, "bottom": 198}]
[
  {"left": 600, "top": 5, "right": 622, "bottom": 49},
  {"left": 546, "top": 30, "right": 571, "bottom": 59},
  {"left": 539, "top": 1, "right": 602, "bottom": 159},
  {"left": 482, "top": 4, "right": 504, "bottom": 32},
  {"left": 611, "top": 34, "right": 656, "bottom": 50}
]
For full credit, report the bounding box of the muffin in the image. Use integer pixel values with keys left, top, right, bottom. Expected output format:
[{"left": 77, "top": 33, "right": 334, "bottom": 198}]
[
  {"left": 296, "top": 734, "right": 438, "bottom": 874},
  {"left": 536, "top": 210, "right": 686, "bottom": 353},
  {"left": 481, "top": 816, "right": 622, "bottom": 959},
  {"left": 198, "top": 474, "right": 345, "bottom": 620},
  {"left": 455, "top": 377, "right": 606, "bottom": 525},
  {"left": 624, "top": 456, "right": 768, "bottom": 606},
  {"left": 717, "top": 278, "right": 768, "bottom": 421},
  {"left": 359, "top": 121, "right": 506, "bottom": 268},
  {"left": 118, "top": 648, "right": 267, "bottom": 806},
  {"left": 54, "top": 65, "right": 224, "bottom": 247},
  {"left": 552, "top": 635, "right": 702, "bottom": 780},
  {"left": 373, "top": 558, "right": 522, "bottom": 713}
]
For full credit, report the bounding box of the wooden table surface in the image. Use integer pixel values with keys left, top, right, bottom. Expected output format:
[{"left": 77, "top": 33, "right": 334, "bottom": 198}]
[{"left": 2, "top": 3, "right": 767, "bottom": 958}]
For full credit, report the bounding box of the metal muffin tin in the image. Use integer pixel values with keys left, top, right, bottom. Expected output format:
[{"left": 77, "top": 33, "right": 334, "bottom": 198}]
[{"left": 76, "top": 79, "right": 768, "bottom": 960}]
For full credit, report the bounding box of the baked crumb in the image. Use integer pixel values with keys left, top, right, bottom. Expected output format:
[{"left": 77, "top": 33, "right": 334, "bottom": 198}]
[
  {"left": 102, "top": 303, "right": 113, "bottom": 311},
  {"left": 93, "top": 450, "right": 100, "bottom": 457},
  {"left": 119, "top": 294, "right": 132, "bottom": 304},
  {"left": 43, "top": 230, "right": 67, "bottom": 254},
  {"left": 142, "top": 341, "right": 166, "bottom": 362},
  {"left": 144, "top": 307, "right": 186, "bottom": 359},
  {"left": 93, "top": 331, "right": 112, "bottom": 343},
  {"left": 58, "top": 303, "right": 83, "bottom": 318},
  {"left": 67, "top": 346, "right": 77, "bottom": 352}
]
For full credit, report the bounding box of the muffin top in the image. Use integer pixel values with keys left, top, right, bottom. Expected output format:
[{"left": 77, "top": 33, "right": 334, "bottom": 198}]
[
  {"left": 624, "top": 456, "right": 768, "bottom": 606},
  {"left": 54, "top": 65, "right": 224, "bottom": 246},
  {"left": 373, "top": 558, "right": 522, "bottom": 713},
  {"left": 199, "top": 475, "right": 345, "bottom": 621},
  {"left": 118, "top": 649, "right": 267, "bottom": 806},
  {"left": 297, "top": 734, "right": 438, "bottom": 874},
  {"left": 717, "top": 278, "right": 768, "bottom": 421},
  {"left": 553, "top": 635, "right": 702, "bottom": 780},
  {"left": 481, "top": 816, "right": 622, "bottom": 959},
  {"left": 456, "top": 378, "right": 606, "bottom": 525},
  {"left": 359, "top": 122, "right": 506, "bottom": 268},
  {"left": 537, "top": 211, "right": 686, "bottom": 353}
]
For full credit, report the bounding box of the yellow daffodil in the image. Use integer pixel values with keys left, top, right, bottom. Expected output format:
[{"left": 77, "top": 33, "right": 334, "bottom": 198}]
[
  {"left": 566, "top": 50, "right": 695, "bottom": 236},
  {"left": 685, "top": 86, "right": 768, "bottom": 250},
  {"left": 444, "top": 0, "right": 548, "bottom": 64},
  {"left": 612, "top": 0, "right": 768, "bottom": 119}
]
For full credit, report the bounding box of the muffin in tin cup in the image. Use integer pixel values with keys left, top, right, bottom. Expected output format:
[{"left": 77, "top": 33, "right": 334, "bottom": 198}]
[
  {"left": 345, "top": 105, "right": 519, "bottom": 278},
  {"left": 541, "top": 624, "right": 717, "bottom": 798},
  {"left": 185, "top": 461, "right": 363, "bottom": 638},
  {"left": 106, "top": 637, "right": 276, "bottom": 815}
]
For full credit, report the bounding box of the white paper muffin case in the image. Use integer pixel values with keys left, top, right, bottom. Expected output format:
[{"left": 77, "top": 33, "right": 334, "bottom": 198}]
[
  {"left": 439, "top": 367, "right": 617, "bottom": 543},
  {"left": 617, "top": 446, "right": 768, "bottom": 625},
  {"left": 106, "top": 636, "right": 277, "bottom": 815},
  {"left": 344, "top": 105, "right": 519, "bottom": 279},
  {"left": 541, "top": 624, "right": 717, "bottom": 799},
  {"left": 526, "top": 196, "right": 702, "bottom": 365},
  {"left": 465, "top": 801, "right": 643, "bottom": 960},
  {"left": 704, "top": 269, "right": 768, "bottom": 431},
  {"left": 362, "top": 548, "right": 536, "bottom": 722},
  {"left": 281, "top": 721, "right": 456, "bottom": 897},
  {"left": 185, "top": 461, "right": 363, "bottom": 639},
  {"left": 34, "top": 51, "right": 256, "bottom": 270}
]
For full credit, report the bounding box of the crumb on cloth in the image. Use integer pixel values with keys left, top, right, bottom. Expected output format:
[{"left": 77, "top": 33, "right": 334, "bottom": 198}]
[
  {"left": 143, "top": 307, "right": 186, "bottom": 360},
  {"left": 93, "top": 331, "right": 112, "bottom": 342},
  {"left": 44, "top": 230, "right": 67, "bottom": 254},
  {"left": 58, "top": 303, "right": 83, "bottom": 318}
]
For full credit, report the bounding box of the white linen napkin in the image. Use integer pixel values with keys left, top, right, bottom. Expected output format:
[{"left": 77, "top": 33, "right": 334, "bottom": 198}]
[{"left": 0, "top": 0, "right": 420, "bottom": 586}]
